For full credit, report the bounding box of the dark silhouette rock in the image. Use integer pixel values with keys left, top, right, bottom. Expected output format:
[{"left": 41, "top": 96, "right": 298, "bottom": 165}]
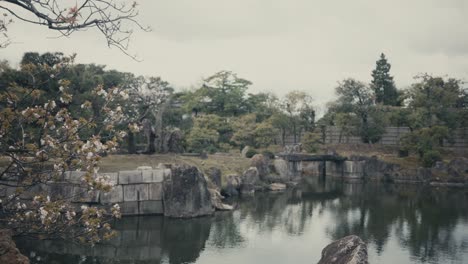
[
  {"left": 166, "top": 129, "right": 184, "bottom": 153},
  {"left": 317, "top": 235, "right": 368, "bottom": 264},
  {"left": 163, "top": 165, "right": 214, "bottom": 218},
  {"left": 206, "top": 167, "right": 222, "bottom": 190},
  {"left": 0, "top": 229, "right": 29, "bottom": 264}
]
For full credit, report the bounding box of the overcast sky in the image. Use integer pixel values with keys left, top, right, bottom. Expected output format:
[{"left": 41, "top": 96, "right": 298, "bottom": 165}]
[{"left": 3, "top": 0, "right": 468, "bottom": 113}]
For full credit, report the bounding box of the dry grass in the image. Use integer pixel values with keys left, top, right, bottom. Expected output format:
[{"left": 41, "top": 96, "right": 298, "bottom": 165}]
[{"left": 99, "top": 153, "right": 251, "bottom": 176}]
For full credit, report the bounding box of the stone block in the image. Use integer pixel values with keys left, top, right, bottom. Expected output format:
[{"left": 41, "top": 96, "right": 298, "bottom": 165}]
[
  {"left": 101, "top": 172, "right": 118, "bottom": 185},
  {"left": 139, "top": 200, "right": 163, "bottom": 215},
  {"left": 119, "top": 201, "right": 140, "bottom": 215},
  {"left": 148, "top": 183, "right": 163, "bottom": 200},
  {"left": 153, "top": 169, "right": 165, "bottom": 183},
  {"left": 119, "top": 170, "right": 143, "bottom": 184},
  {"left": 71, "top": 186, "right": 100, "bottom": 203},
  {"left": 142, "top": 170, "right": 153, "bottom": 183},
  {"left": 64, "top": 171, "right": 86, "bottom": 184},
  {"left": 100, "top": 185, "right": 123, "bottom": 204},
  {"left": 49, "top": 183, "right": 75, "bottom": 200},
  {"left": 137, "top": 166, "right": 153, "bottom": 170},
  {"left": 123, "top": 184, "right": 149, "bottom": 201}
]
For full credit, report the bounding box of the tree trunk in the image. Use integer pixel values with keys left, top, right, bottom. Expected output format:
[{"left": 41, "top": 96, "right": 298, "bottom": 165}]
[
  {"left": 293, "top": 122, "right": 297, "bottom": 144},
  {"left": 147, "top": 131, "right": 156, "bottom": 154},
  {"left": 127, "top": 130, "right": 136, "bottom": 154},
  {"left": 282, "top": 129, "right": 286, "bottom": 146}
]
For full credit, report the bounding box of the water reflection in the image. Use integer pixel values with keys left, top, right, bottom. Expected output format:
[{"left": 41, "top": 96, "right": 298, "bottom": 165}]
[{"left": 17, "top": 178, "right": 468, "bottom": 264}]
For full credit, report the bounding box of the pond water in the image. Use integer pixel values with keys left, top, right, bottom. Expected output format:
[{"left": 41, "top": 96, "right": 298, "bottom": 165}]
[{"left": 17, "top": 178, "right": 468, "bottom": 264}]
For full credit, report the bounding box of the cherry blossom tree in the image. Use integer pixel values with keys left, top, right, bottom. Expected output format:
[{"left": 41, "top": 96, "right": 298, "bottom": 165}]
[{"left": 0, "top": 55, "right": 130, "bottom": 242}]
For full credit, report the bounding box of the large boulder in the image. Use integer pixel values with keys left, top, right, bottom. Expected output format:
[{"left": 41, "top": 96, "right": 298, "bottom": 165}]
[
  {"left": 167, "top": 129, "right": 184, "bottom": 153},
  {"left": 240, "top": 167, "right": 260, "bottom": 195},
  {"left": 206, "top": 167, "right": 222, "bottom": 190},
  {"left": 221, "top": 174, "right": 241, "bottom": 197},
  {"left": 317, "top": 235, "right": 368, "bottom": 264},
  {"left": 0, "top": 229, "right": 29, "bottom": 264},
  {"left": 163, "top": 165, "right": 214, "bottom": 218},
  {"left": 273, "top": 159, "right": 290, "bottom": 181},
  {"left": 250, "top": 154, "right": 269, "bottom": 181}
]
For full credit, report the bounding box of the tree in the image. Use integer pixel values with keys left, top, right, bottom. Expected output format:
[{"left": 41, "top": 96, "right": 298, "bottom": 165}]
[
  {"left": 0, "top": 55, "right": 124, "bottom": 242},
  {"left": 124, "top": 76, "right": 173, "bottom": 154},
  {"left": 406, "top": 74, "right": 464, "bottom": 129},
  {"left": 186, "top": 114, "right": 227, "bottom": 153},
  {"left": 282, "top": 90, "right": 315, "bottom": 143},
  {"left": 371, "top": 53, "right": 398, "bottom": 105},
  {"left": 185, "top": 71, "right": 252, "bottom": 117},
  {"left": 0, "top": 0, "right": 147, "bottom": 55},
  {"left": 334, "top": 78, "right": 386, "bottom": 143}
]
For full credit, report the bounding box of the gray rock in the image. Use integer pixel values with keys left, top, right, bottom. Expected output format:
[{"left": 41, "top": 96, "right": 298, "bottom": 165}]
[
  {"left": 273, "top": 159, "right": 289, "bottom": 181},
  {"left": 317, "top": 235, "right": 368, "bottom": 264},
  {"left": 448, "top": 157, "right": 468, "bottom": 177},
  {"left": 221, "top": 174, "right": 241, "bottom": 197},
  {"left": 268, "top": 183, "right": 286, "bottom": 192},
  {"left": 206, "top": 167, "right": 222, "bottom": 190},
  {"left": 208, "top": 188, "right": 233, "bottom": 211},
  {"left": 166, "top": 129, "right": 184, "bottom": 153},
  {"left": 240, "top": 167, "right": 260, "bottom": 195},
  {"left": 163, "top": 165, "right": 214, "bottom": 218},
  {"left": 0, "top": 229, "right": 29, "bottom": 264},
  {"left": 242, "top": 167, "right": 260, "bottom": 185},
  {"left": 251, "top": 154, "right": 269, "bottom": 181}
]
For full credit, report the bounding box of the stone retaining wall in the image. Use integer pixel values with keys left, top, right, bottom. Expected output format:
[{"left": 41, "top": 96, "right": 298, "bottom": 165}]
[{"left": 0, "top": 168, "right": 171, "bottom": 216}]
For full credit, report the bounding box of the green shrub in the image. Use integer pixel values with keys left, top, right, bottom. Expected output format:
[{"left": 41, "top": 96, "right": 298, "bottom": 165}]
[
  {"left": 422, "top": 150, "right": 442, "bottom": 168},
  {"left": 301, "top": 132, "right": 321, "bottom": 153},
  {"left": 245, "top": 149, "right": 258, "bottom": 158}
]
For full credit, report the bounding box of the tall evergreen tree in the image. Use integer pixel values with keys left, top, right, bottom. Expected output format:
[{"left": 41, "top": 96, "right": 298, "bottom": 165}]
[{"left": 371, "top": 53, "right": 398, "bottom": 105}]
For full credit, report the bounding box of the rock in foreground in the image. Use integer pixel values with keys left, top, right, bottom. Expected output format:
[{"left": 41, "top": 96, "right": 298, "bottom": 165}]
[
  {"left": 318, "top": 235, "right": 368, "bottom": 264},
  {"left": 0, "top": 229, "right": 29, "bottom": 264},
  {"left": 163, "top": 165, "right": 214, "bottom": 218}
]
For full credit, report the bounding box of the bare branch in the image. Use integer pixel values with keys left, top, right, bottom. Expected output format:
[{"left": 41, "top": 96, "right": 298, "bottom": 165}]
[{"left": 0, "top": 0, "right": 149, "bottom": 58}]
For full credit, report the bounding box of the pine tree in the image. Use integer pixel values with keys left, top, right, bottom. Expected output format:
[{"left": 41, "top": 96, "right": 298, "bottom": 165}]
[{"left": 371, "top": 53, "right": 398, "bottom": 105}]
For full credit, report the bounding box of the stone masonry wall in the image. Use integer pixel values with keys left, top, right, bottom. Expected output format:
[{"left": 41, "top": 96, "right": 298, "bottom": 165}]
[{"left": 0, "top": 168, "right": 170, "bottom": 216}]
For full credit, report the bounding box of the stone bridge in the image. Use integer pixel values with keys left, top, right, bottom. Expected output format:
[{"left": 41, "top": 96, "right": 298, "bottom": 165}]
[{"left": 277, "top": 153, "right": 348, "bottom": 179}]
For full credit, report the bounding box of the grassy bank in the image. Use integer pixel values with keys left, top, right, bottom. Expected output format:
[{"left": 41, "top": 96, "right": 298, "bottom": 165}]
[{"left": 99, "top": 153, "right": 251, "bottom": 178}]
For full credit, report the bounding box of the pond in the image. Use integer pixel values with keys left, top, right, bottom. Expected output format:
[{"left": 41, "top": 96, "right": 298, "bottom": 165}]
[{"left": 17, "top": 178, "right": 468, "bottom": 264}]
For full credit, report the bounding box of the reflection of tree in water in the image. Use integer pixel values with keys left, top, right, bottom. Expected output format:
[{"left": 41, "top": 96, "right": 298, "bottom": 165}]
[
  {"left": 208, "top": 211, "right": 245, "bottom": 248},
  {"left": 235, "top": 185, "right": 340, "bottom": 236},
  {"left": 325, "top": 183, "right": 468, "bottom": 263},
  {"left": 16, "top": 180, "right": 468, "bottom": 264}
]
